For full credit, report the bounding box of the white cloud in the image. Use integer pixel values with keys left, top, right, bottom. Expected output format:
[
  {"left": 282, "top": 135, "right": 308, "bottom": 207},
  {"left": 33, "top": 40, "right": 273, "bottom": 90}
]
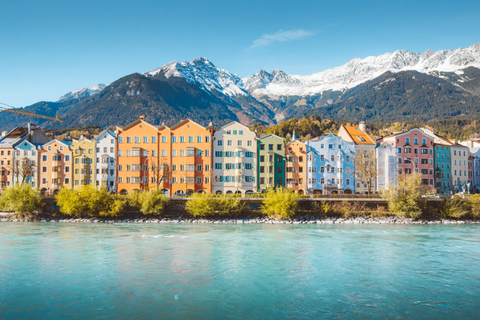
[{"left": 250, "top": 29, "right": 314, "bottom": 48}]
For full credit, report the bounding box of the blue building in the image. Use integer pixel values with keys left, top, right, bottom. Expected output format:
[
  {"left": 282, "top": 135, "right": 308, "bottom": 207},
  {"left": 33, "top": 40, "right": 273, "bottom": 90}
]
[{"left": 306, "top": 133, "right": 356, "bottom": 194}]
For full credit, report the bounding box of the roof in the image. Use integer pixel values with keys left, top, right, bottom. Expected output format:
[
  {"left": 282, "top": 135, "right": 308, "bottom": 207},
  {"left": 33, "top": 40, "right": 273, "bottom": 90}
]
[
  {"left": 42, "top": 139, "right": 72, "bottom": 148},
  {"left": 94, "top": 130, "right": 116, "bottom": 141},
  {"left": 170, "top": 119, "right": 208, "bottom": 131},
  {"left": 258, "top": 133, "right": 284, "bottom": 141},
  {"left": 420, "top": 128, "right": 452, "bottom": 146},
  {"left": 340, "top": 125, "right": 375, "bottom": 144},
  {"left": 121, "top": 119, "right": 159, "bottom": 132}
]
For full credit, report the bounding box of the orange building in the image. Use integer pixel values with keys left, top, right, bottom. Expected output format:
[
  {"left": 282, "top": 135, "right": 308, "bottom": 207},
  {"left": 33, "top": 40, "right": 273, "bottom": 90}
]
[
  {"left": 285, "top": 136, "right": 307, "bottom": 194},
  {"left": 169, "top": 119, "right": 215, "bottom": 196},
  {"left": 39, "top": 139, "right": 73, "bottom": 194},
  {"left": 117, "top": 117, "right": 161, "bottom": 194}
]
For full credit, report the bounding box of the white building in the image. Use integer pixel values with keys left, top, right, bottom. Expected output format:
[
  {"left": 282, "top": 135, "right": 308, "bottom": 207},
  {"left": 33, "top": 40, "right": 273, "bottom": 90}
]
[
  {"left": 213, "top": 121, "right": 257, "bottom": 195},
  {"left": 94, "top": 130, "right": 117, "bottom": 192},
  {"left": 306, "top": 133, "right": 356, "bottom": 194},
  {"left": 376, "top": 142, "right": 398, "bottom": 191},
  {"left": 471, "top": 147, "right": 480, "bottom": 193}
]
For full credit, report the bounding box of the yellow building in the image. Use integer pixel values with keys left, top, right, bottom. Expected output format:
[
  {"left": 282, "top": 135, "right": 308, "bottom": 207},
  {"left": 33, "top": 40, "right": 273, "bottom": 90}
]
[{"left": 72, "top": 136, "right": 96, "bottom": 189}]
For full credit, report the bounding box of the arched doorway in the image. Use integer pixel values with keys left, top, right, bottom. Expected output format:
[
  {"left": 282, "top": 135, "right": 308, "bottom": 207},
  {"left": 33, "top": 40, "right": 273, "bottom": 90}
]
[
  {"left": 119, "top": 189, "right": 128, "bottom": 195},
  {"left": 234, "top": 190, "right": 241, "bottom": 195},
  {"left": 331, "top": 190, "right": 338, "bottom": 195},
  {"left": 174, "top": 190, "right": 185, "bottom": 196},
  {"left": 313, "top": 189, "right": 322, "bottom": 194},
  {"left": 216, "top": 190, "right": 223, "bottom": 195},
  {"left": 344, "top": 189, "right": 352, "bottom": 194},
  {"left": 298, "top": 190, "right": 304, "bottom": 195},
  {"left": 226, "top": 190, "right": 233, "bottom": 195}
]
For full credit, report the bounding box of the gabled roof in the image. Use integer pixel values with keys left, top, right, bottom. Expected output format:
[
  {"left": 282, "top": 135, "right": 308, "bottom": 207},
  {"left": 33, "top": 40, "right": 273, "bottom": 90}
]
[
  {"left": 121, "top": 119, "right": 159, "bottom": 132},
  {"left": 340, "top": 125, "right": 375, "bottom": 144},
  {"left": 42, "top": 139, "right": 72, "bottom": 148},
  {"left": 218, "top": 121, "right": 252, "bottom": 132},
  {"left": 94, "top": 130, "right": 116, "bottom": 141},
  {"left": 170, "top": 119, "right": 208, "bottom": 131},
  {"left": 258, "top": 133, "right": 284, "bottom": 141}
]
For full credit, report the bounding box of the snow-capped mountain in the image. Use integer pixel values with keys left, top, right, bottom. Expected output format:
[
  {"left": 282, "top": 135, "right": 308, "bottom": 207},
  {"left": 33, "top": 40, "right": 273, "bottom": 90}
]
[
  {"left": 58, "top": 83, "right": 106, "bottom": 101},
  {"left": 144, "top": 57, "right": 247, "bottom": 97},
  {"left": 243, "top": 42, "right": 480, "bottom": 99}
]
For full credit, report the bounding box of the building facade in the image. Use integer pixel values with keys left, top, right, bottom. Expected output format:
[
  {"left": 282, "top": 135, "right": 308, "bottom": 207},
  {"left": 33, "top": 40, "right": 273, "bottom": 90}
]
[
  {"left": 376, "top": 142, "right": 398, "bottom": 191},
  {"left": 72, "top": 136, "right": 96, "bottom": 189},
  {"left": 382, "top": 129, "right": 435, "bottom": 188},
  {"left": 285, "top": 138, "right": 307, "bottom": 194},
  {"left": 338, "top": 123, "right": 376, "bottom": 194},
  {"left": 306, "top": 133, "right": 355, "bottom": 194},
  {"left": 39, "top": 140, "right": 73, "bottom": 194},
  {"left": 213, "top": 121, "right": 257, "bottom": 195},
  {"left": 451, "top": 143, "right": 469, "bottom": 193},
  {"left": 257, "top": 134, "right": 285, "bottom": 191},
  {"left": 170, "top": 119, "right": 215, "bottom": 196},
  {"left": 13, "top": 140, "right": 40, "bottom": 188},
  {"left": 94, "top": 130, "right": 117, "bottom": 192}
]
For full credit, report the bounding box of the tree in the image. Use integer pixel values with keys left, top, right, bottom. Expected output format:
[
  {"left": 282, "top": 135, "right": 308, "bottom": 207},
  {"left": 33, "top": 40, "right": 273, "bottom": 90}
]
[
  {"left": 382, "top": 172, "right": 427, "bottom": 219},
  {"left": 354, "top": 150, "right": 377, "bottom": 194},
  {"left": 13, "top": 157, "right": 36, "bottom": 186}
]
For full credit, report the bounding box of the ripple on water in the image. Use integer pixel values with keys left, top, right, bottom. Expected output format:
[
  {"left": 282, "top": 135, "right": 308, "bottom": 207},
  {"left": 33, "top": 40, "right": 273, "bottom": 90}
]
[{"left": 0, "top": 223, "right": 480, "bottom": 319}]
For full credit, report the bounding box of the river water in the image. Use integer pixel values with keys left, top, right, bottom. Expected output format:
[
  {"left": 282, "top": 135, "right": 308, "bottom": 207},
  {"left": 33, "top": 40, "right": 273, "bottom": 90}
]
[{"left": 0, "top": 222, "right": 479, "bottom": 319}]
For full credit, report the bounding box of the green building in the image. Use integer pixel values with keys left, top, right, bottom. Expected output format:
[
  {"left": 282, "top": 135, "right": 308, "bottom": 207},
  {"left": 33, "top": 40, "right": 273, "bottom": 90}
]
[
  {"left": 434, "top": 143, "right": 452, "bottom": 194},
  {"left": 257, "top": 134, "right": 285, "bottom": 191}
]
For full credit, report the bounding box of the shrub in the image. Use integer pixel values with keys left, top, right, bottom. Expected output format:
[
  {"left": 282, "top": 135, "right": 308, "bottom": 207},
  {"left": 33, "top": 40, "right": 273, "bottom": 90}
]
[
  {"left": 186, "top": 193, "right": 244, "bottom": 217},
  {"left": 468, "top": 195, "right": 480, "bottom": 219},
  {"left": 382, "top": 173, "right": 426, "bottom": 219},
  {"left": 262, "top": 188, "right": 299, "bottom": 219},
  {"left": 56, "top": 186, "right": 126, "bottom": 218},
  {"left": 0, "top": 185, "right": 43, "bottom": 215},
  {"left": 436, "top": 196, "right": 469, "bottom": 219},
  {"left": 129, "top": 190, "right": 169, "bottom": 216}
]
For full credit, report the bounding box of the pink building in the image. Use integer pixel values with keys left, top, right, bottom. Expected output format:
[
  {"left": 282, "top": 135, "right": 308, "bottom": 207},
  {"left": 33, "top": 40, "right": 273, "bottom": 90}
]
[{"left": 379, "top": 128, "right": 435, "bottom": 188}]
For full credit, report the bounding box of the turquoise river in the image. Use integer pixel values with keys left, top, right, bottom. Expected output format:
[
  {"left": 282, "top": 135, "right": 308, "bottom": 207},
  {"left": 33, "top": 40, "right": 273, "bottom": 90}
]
[{"left": 1, "top": 222, "right": 480, "bottom": 319}]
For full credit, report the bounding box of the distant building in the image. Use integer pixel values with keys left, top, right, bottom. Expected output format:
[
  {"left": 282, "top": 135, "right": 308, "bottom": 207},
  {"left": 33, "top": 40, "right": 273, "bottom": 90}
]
[
  {"left": 94, "top": 130, "right": 117, "bottom": 193},
  {"left": 338, "top": 122, "right": 376, "bottom": 194},
  {"left": 376, "top": 142, "right": 398, "bottom": 191},
  {"left": 39, "top": 139, "right": 73, "bottom": 194},
  {"left": 285, "top": 135, "right": 307, "bottom": 194},
  {"left": 213, "top": 121, "right": 257, "bottom": 195},
  {"left": 450, "top": 141, "right": 469, "bottom": 193},
  {"left": 257, "top": 134, "right": 285, "bottom": 191},
  {"left": 306, "top": 133, "right": 355, "bottom": 194},
  {"left": 72, "top": 136, "right": 96, "bottom": 189}
]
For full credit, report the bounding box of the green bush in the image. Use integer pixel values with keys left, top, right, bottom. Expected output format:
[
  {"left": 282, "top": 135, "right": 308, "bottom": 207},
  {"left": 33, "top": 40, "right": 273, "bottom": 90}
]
[
  {"left": 0, "top": 185, "right": 43, "bottom": 215},
  {"left": 56, "top": 186, "right": 126, "bottom": 218},
  {"left": 129, "top": 190, "right": 169, "bottom": 216},
  {"left": 262, "top": 188, "right": 299, "bottom": 219},
  {"left": 382, "top": 173, "right": 426, "bottom": 219},
  {"left": 468, "top": 195, "right": 480, "bottom": 219},
  {"left": 436, "top": 196, "right": 469, "bottom": 219},
  {"left": 186, "top": 193, "right": 244, "bottom": 217}
]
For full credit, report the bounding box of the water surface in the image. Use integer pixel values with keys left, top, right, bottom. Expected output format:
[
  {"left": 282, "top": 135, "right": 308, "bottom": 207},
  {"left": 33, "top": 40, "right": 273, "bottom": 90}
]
[{"left": 1, "top": 222, "right": 479, "bottom": 319}]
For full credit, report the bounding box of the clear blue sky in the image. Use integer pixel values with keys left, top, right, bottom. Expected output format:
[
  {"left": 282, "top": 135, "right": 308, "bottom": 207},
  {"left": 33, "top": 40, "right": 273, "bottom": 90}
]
[{"left": 1, "top": 0, "right": 479, "bottom": 107}]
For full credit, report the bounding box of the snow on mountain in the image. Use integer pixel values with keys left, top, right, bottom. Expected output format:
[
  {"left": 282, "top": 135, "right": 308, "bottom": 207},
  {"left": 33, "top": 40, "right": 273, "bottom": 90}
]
[
  {"left": 58, "top": 83, "right": 106, "bottom": 101},
  {"left": 243, "top": 42, "right": 480, "bottom": 99},
  {"left": 144, "top": 57, "right": 247, "bottom": 97}
]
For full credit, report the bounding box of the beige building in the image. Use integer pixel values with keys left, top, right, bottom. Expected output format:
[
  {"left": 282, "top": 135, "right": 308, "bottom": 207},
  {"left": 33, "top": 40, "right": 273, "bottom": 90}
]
[
  {"left": 72, "top": 136, "right": 96, "bottom": 189},
  {"left": 285, "top": 137, "right": 307, "bottom": 194},
  {"left": 338, "top": 122, "right": 376, "bottom": 194},
  {"left": 450, "top": 141, "right": 469, "bottom": 193}
]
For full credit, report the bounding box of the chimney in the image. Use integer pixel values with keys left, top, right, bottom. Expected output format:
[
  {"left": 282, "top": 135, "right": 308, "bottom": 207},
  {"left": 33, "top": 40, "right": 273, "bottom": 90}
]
[
  {"left": 27, "top": 123, "right": 32, "bottom": 134},
  {"left": 139, "top": 115, "right": 145, "bottom": 120},
  {"left": 359, "top": 121, "right": 366, "bottom": 133},
  {"left": 1, "top": 131, "right": 6, "bottom": 138}
]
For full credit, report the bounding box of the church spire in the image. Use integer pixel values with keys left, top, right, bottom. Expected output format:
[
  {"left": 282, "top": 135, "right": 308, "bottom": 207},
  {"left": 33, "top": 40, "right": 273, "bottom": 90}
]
[{"left": 292, "top": 129, "right": 297, "bottom": 141}]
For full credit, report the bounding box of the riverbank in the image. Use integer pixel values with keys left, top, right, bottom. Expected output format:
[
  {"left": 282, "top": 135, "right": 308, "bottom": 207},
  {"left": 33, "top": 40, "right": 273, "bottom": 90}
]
[{"left": 1, "top": 215, "right": 478, "bottom": 225}]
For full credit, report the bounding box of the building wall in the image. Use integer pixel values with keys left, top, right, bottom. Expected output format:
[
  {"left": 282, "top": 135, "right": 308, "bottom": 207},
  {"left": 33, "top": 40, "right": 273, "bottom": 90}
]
[
  {"left": 391, "top": 129, "right": 435, "bottom": 188},
  {"left": 39, "top": 140, "right": 73, "bottom": 193},
  {"left": 376, "top": 142, "right": 398, "bottom": 191},
  {"left": 72, "top": 138, "right": 96, "bottom": 189},
  {"left": 257, "top": 135, "right": 285, "bottom": 190},
  {"left": 117, "top": 120, "right": 160, "bottom": 194},
  {"left": 0, "top": 147, "right": 14, "bottom": 189},
  {"left": 451, "top": 145, "right": 469, "bottom": 192},
  {"left": 353, "top": 144, "right": 376, "bottom": 194},
  {"left": 170, "top": 120, "right": 214, "bottom": 195},
  {"left": 13, "top": 141, "right": 39, "bottom": 188},
  {"left": 434, "top": 144, "right": 452, "bottom": 194},
  {"left": 95, "top": 131, "right": 117, "bottom": 193},
  {"left": 213, "top": 122, "right": 257, "bottom": 195},
  {"left": 306, "top": 133, "right": 355, "bottom": 194},
  {"left": 285, "top": 140, "right": 307, "bottom": 194}
]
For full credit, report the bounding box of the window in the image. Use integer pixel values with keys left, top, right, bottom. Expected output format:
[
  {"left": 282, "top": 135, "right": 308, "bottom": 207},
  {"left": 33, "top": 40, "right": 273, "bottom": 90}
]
[
  {"left": 215, "top": 163, "right": 222, "bottom": 170},
  {"left": 260, "top": 144, "right": 265, "bottom": 150},
  {"left": 227, "top": 140, "right": 232, "bottom": 146},
  {"left": 180, "top": 136, "right": 185, "bottom": 143},
  {"left": 268, "top": 144, "right": 273, "bottom": 151},
  {"left": 205, "top": 150, "right": 210, "bottom": 157},
  {"left": 197, "top": 136, "right": 202, "bottom": 143},
  {"left": 196, "top": 150, "right": 202, "bottom": 157},
  {"left": 161, "top": 136, "right": 166, "bottom": 143},
  {"left": 172, "top": 150, "right": 177, "bottom": 157},
  {"left": 180, "top": 150, "right": 185, "bottom": 157},
  {"left": 186, "top": 149, "right": 195, "bottom": 157},
  {"left": 217, "top": 140, "right": 223, "bottom": 146},
  {"left": 172, "top": 136, "right": 177, "bottom": 143},
  {"left": 206, "top": 136, "right": 210, "bottom": 143},
  {"left": 189, "top": 136, "right": 193, "bottom": 143},
  {"left": 205, "top": 165, "right": 210, "bottom": 171},
  {"left": 119, "top": 137, "right": 124, "bottom": 143},
  {"left": 238, "top": 140, "right": 242, "bottom": 146},
  {"left": 247, "top": 141, "right": 252, "bottom": 146}
]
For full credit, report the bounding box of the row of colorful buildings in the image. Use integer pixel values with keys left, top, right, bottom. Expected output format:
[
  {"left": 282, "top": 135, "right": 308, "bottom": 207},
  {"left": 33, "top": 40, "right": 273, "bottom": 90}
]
[{"left": 1, "top": 119, "right": 479, "bottom": 195}]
